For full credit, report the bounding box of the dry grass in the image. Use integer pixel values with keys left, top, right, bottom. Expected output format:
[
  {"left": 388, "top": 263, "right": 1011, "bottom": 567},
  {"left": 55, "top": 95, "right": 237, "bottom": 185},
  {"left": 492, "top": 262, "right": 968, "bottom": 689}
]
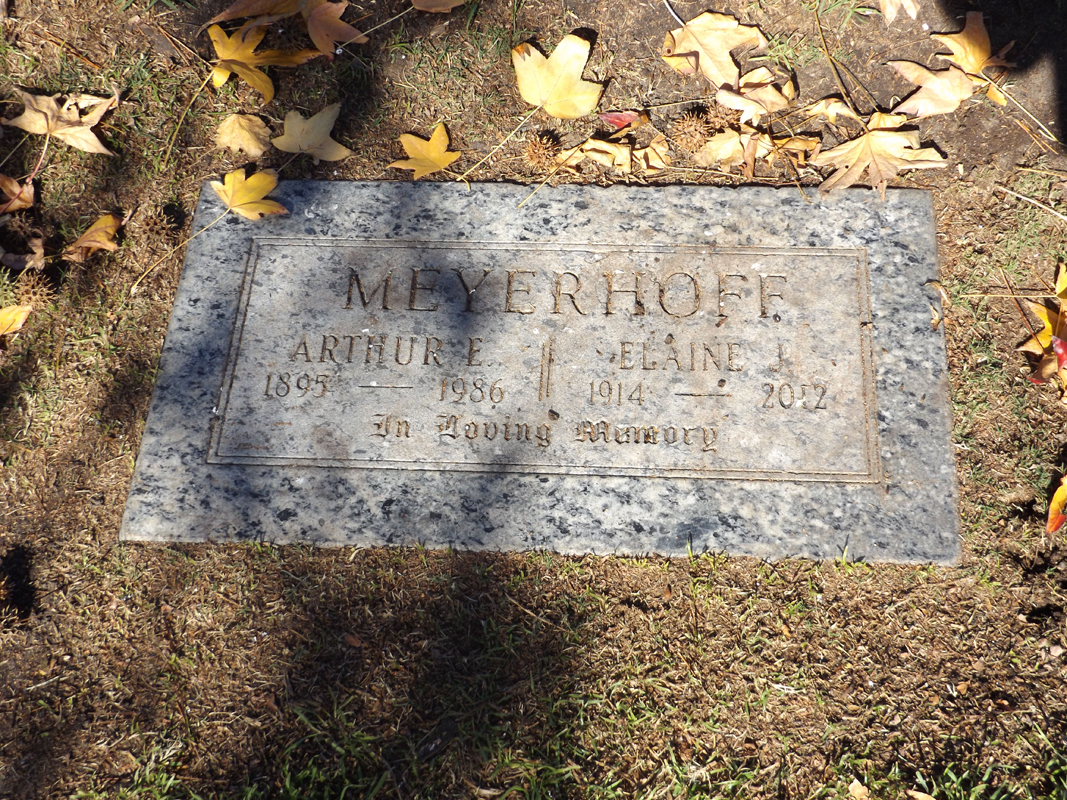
[{"left": 1, "top": 0, "right": 1067, "bottom": 797}]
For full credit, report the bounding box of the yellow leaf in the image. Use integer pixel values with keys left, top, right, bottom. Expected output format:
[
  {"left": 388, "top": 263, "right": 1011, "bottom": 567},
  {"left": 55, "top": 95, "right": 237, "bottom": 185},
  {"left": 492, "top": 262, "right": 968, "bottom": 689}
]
[
  {"left": 208, "top": 24, "right": 319, "bottom": 103},
  {"left": 1048, "top": 476, "right": 1067, "bottom": 533},
  {"left": 388, "top": 124, "right": 460, "bottom": 179},
  {"left": 932, "top": 12, "right": 1012, "bottom": 77},
  {"left": 0, "top": 305, "right": 31, "bottom": 337},
  {"left": 890, "top": 62, "right": 975, "bottom": 118},
  {"left": 511, "top": 35, "right": 604, "bottom": 119},
  {"left": 0, "top": 174, "right": 34, "bottom": 211},
  {"left": 661, "top": 12, "right": 768, "bottom": 90},
  {"left": 304, "top": 1, "right": 367, "bottom": 57},
  {"left": 692, "top": 127, "right": 771, "bottom": 174},
  {"left": 715, "top": 66, "right": 791, "bottom": 124},
  {"left": 810, "top": 112, "right": 947, "bottom": 199},
  {"left": 1, "top": 91, "right": 118, "bottom": 155},
  {"left": 210, "top": 168, "right": 289, "bottom": 220},
  {"left": 64, "top": 214, "right": 123, "bottom": 263},
  {"left": 633, "top": 135, "right": 671, "bottom": 175},
  {"left": 272, "top": 103, "right": 353, "bottom": 163},
  {"left": 580, "top": 139, "right": 632, "bottom": 173},
  {"left": 880, "top": 0, "right": 919, "bottom": 25},
  {"left": 216, "top": 113, "right": 272, "bottom": 157},
  {"left": 802, "top": 97, "right": 861, "bottom": 125},
  {"left": 1056, "top": 269, "right": 1067, "bottom": 301}
]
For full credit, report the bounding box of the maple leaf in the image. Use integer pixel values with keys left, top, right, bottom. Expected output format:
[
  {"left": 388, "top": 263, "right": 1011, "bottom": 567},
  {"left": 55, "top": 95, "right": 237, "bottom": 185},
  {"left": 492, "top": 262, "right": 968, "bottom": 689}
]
[
  {"left": 767, "top": 135, "right": 820, "bottom": 168},
  {"left": 0, "top": 174, "right": 33, "bottom": 211},
  {"left": 0, "top": 236, "right": 44, "bottom": 272},
  {"left": 1, "top": 91, "right": 119, "bottom": 155},
  {"left": 932, "top": 12, "right": 1012, "bottom": 78},
  {"left": 411, "top": 0, "right": 466, "bottom": 11},
  {"left": 890, "top": 62, "right": 975, "bottom": 118},
  {"left": 576, "top": 139, "right": 632, "bottom": 173},
  {"left": 1048, "top": 476, "right": 1067, "bottom": 533},
  {"left": 880, "top": 0, "right": 919, "bottom": 25},
  {"left": 802, "top": 97, "right": 861, "bottom": 125},
  {"left": 207, "top": 1, "right": 366, "bottom": 58},
  {"left": 389, "top": 124, "right": 460, "bottom": 179},
  {"left": 633, "top": 134, "right": 671, "bottom": 175},
  {"left": 692, "top": 127, "right": 771, "bottom": 176},
  {"left": 209, "top": 24, "right": 319, "bottom": 103},
  {"left": 0, "top": 305, "right": 31, "bottom": 337},
  {"left": 64, "top": 214, "right": 122, "bottom": 263},
  {"left": 512, "top": 34, "right": 604, "bottom": 119},
  {"left": 662, "top": 12, "right": 768, "bottom": 90},
  {"left": 716, "top": 67, "right": 791, "bottom": 124},
  {"left": 1019, "top": 299, "right": 1067, "bottom": 362},
  {"left": 210, "top": 168, "right": 288, "bottom": 220},
  {"left": 810, "top": 112, "right": 947, "bottom": 199},
  {"left": 272, "top": 103, "right": 353, "bottom": 162},
  {"left": 216, "top": 113, "right": 272, "bottom": 157}
]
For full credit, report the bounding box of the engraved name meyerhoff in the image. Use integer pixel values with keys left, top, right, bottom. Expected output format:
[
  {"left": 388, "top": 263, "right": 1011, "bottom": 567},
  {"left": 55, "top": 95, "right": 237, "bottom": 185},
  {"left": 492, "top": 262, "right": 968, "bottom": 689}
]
[{"left": 208, "top": 240, "right": 879, "bottom": 482}]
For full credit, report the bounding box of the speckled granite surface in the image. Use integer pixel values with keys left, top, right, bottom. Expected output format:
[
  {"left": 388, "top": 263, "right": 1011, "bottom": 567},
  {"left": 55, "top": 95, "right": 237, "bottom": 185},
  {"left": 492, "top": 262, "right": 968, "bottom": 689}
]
[{"left": 120, "top": 181, "right": 958, "bottom": 563}]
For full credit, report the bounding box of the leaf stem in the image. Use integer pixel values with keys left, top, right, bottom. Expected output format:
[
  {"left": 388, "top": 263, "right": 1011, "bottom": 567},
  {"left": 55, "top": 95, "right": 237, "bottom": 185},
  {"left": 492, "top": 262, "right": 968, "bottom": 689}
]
[
  {"left": 813, "top": 6, "right": 867, "bottom": 131},
  {"left": 127, "top": 209, "right": 229, "bottom": 298},
  {"left": 0, "top": 134, "right": 49, "bottom": 216},
  {"left": 160, "top": 71, "right": 212, "bottom": 171},
  {"left": 457, "top": 107, "right": 540, "bottom": 182}
]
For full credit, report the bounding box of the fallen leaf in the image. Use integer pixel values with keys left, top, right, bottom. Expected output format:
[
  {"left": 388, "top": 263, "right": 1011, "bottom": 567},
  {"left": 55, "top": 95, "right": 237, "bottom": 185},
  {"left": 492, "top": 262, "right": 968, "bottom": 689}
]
[
  {"left": 0, "top": 237, "right": 45, "bottom": 271},
  {"left": 209, "top": 24, "right": 320, "bottom": 103},
  {"left": 803, "top": 97, "right": 861, "bottom": 125},
  {"left": 2, "top": 91, "right": 119, "bottom": 155},
  {"left": 64, "top": 214, "right": 123, "bottom": 263},
  {"left": 716, "top": 66, "right": 791, "bottom": 124},
  {"left": 1019, "top": 301, "right": 1067, "bottom": 355},
  {"left": 810, "top": 111, "right": 947, "bottom": 199},
  {"left": 216, "top": 113, "right": 272, "bottom": 157},
  {"left": 662, "top": 11, "right": 768, "bottom": 90},
  {"left": 304, "top": 1, "right": 368, "bottom": 57},
  {"left": 272, "top": 103, "right": 353, "bottom": 162},
  {"left": 848, "top": 780, "right": 870, "bottom": 800},
  {"left": 207, "top": 0, "right": 301, "bottom": 23},
  {"left": 767, "top": 135, "right": 820, "bottom": 167},
  {"left": 0, "top": 174, "right": 34, "bottom": 211},
  {"left": 412, "top": 0, "right": 465, "bottom": 11},
  {"left": 692, "top": 127, "right": 771, "bottom": 173},
  {"left": 599, "top": 109, "right": 649, "bottom": 133},
  {"left": 932, "top": 11, "right": 1013, "bottom": 77},
  {"left": 512, "top": 34, "right": 604, "bottom": 119},
  {"left": 581, "top": 139, "right": 631, "bottom": 172},
  {"left": 210, "top": 168, "right": 289, "bottom": 220},
  {"left": 881, "top": 0, "right": 919, "bottom": 25},
  {"left": 389, "top": 124, "right": 460, "bottom": 179},
  {"left": 633, "top": 134, "right": 671, "bottom": 174},
  {"left": 1048, "top": 475, "right": 1067, "bottom": 533},
  {"left": 890, "top": 62, "right": 974, "bottom": 117},
  {"left": 342, "top": 632, "right": 364, "bottom": 647},
  {"left": 0, "top": 305, "right": 31, "bottom": 337}
]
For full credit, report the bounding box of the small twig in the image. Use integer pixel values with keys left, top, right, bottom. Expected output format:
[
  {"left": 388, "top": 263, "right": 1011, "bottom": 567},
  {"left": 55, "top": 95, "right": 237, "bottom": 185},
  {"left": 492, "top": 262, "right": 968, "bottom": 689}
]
[
  {"left": 981, "top": 70, "right": 1060, "bottom": 144},
  {"left": 275, "top": 152, "right": 302, "bottom": 175},
  {"left": 813, "top": 6, "right": 867, "bottom": 130},
  {"left": 160, "top": 72, "right": 212, "bottom": 171},
  {"left": 1001, "top": 267, "right": 1047, "bottom": 354},
  {"left": 457, "top": 107, "right": 540, "bottom": 182},
  {"left": 644, "top": 96, "right": 717, "bottom": 111},
  {"left": 993, "top": 184, "right": 1067, "bottom": 225},
  {"left": 30, "top": 22, "right": 101, "bottom": 70},
  {"left": 127, "top": 209, "right": 229, "bottom": 298},
  {"left": 516, "top": 142, "right": 582, "bottom": 209},
  {"left": 341, "top": 5, "right": 413, "bottom": 52},
  {"left": 661, "top": 0, "right": 685, "bottom": 27},
  {"left": 1016, "top": 167, "right": 1067, "bottom": 180},
  {"left": 0, "top": 133, "right": 29, "bottom": 172},
  {"left": 0, "top": 133, "right": 49, "bottom": 215}
]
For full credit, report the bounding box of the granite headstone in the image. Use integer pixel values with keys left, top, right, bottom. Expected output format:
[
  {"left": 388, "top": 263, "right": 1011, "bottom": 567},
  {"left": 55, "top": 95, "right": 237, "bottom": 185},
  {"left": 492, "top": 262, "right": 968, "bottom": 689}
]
[{"left": 120, "top": 181, "right": 958, "bottom": 563}]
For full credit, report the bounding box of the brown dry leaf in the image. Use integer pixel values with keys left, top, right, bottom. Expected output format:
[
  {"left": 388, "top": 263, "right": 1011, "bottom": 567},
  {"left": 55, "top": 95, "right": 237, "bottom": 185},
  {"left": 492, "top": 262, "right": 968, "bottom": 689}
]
[
  {"left": 580, "top": 139, "right": 632, "bottom": 173},
  {"left": 692, "top": 127, "right": 771, "bottom": 174},
  {"left": 767, "top": 135, "right": 820, "bottom": 167},
  {"left": 342, "top": 632, "right": 365, "bottom": 647},
  {"left": 64, "top": 214, "right": 123, "bottom": 263},
  {"left": 890, "top": 62, "right": 975, "bottom": 117},
  {"left": 1, "top": 237, "right": 45, "bottom": 271},
  {"left": 0, "top": 175, "right": 34, "bottom": 211},
  {"left": 803, "top": 97, "right": 861, "bottom": 125},
  {"left": 210, "top": 168, "right": 288, "bottom": 220},
  {"left": 209, "top": 24, "right": 320, "bottom": 103},
  {"left": 272, "top": 103, "right": 353, "bottom": 163},
  {"left": 716, "top": 67, "right": 791, "bottom": 124},
  {"left": 216, "top": 113, "right": 272, "bottom": 157},
  {"left": 932, "top": 11, "right": 1013, "bottom": 77},
  {"left": 2, "top": 91, "right": 119, "bottom": 155},
  {"left": 810, "top": 112, "right": 947, "bottom": 199},
  {"left": 411, "top": 0, "right": 465, "bottom": 11},
  {"left": 389, "top": 124, "right": 460, "bottom": 179},
  {"left": 662, "top": 12, "right": 768, "bottom": 90},
  {"left": 207, "top": 0, "right": 367, "bottom": 57},
  {"left": 512, "top": 34, "right": 603, "bottom": 119},
  {"left": 633, "top": 135, "right": 671, "bottom": 175},
  {"left": 881, "top": 0, "right": 919, "bottom": 25},
  {"left": 208, "top": 0, "right": 301, "bottom": 23},
  {"left": 0, "top": 305, "right": 31, "bottom": 337}
]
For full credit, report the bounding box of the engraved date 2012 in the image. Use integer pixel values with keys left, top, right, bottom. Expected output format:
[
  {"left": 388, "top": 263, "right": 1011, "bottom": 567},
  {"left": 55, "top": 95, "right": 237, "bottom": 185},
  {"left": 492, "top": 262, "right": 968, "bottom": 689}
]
[{"left": 761, "top": 382, "right": 827, "bottom": 410}]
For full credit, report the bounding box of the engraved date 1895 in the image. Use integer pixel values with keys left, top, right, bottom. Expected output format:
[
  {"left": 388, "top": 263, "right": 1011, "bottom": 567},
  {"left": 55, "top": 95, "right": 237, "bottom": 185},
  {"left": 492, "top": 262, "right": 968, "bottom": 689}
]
[{"left": 264, "top": 372, "right": 328, "bottom": 398}]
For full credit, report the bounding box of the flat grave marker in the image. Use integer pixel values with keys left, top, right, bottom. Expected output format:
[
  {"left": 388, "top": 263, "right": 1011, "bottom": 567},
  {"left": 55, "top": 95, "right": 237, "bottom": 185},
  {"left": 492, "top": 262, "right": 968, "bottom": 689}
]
[{"left": 121, "top": 181, "right": 959, "bottom": 563}]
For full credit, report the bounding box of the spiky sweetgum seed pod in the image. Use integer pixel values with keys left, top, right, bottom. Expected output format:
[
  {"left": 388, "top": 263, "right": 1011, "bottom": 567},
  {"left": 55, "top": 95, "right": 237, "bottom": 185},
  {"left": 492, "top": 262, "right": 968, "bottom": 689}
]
[
  {"left": 670, "top": 111, "right": 711, "bottom": 154},
  {"left": 524, "top": 133, "right": 560, "bottom": 172},
  {"left": 705, "top": 103, "right": 742, "bottom": 133},
  {"left": 17, "top": 272, "right": 54, "bottom": 310}
]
